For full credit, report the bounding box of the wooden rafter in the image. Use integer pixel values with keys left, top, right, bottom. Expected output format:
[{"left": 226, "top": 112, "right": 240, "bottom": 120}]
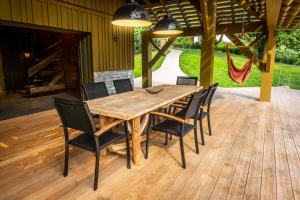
[
  {"left": 142, "top": 0, "right": 300, "bottom": 30},
  {"left": 284, "top": 3, "right": 300, "bottom": 28},
  {"left": 144, "top": 0, "right": 159, "bottom": 22},
  {"left": 177, "top": 0, "right": 190, "bottom": 27},
  {"left": 231, "top": 1, "right": 236, "bottom": 24},
  {"left": 233, "top": 0, "right": 265, "bottom": 20}
]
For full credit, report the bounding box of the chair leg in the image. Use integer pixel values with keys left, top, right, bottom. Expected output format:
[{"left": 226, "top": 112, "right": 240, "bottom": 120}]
[
  {"left": 179, "top": 136, "right": 186, "bottom": 169},
  {"left": 94, "top": 152, "right": 100, "bottom": 191},
  {"left": 63, "top": 142, "right": 69, "bottom": 177},
  {"left": 207, "top": 113, "right": 212, "bottom": 136},
  {"left": 199, "top": 119, "right": 205, "bottom": 145},
  {"left": 145, "top": 121, "right": 151, "bottom": 159},
  {"left": 165, "top": 133, "right": 168, "bottom": 145},
  {"left": 169, "top": 134, "right": 172, "bottom": 140},
  {"left": 124, "top": 122, "right": 131, "bottom": 169},
  {"left": 193, "top": 125, "right": 199, "bottom": 154}
]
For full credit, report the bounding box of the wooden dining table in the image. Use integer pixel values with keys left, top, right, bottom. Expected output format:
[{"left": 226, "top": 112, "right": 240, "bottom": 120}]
[{"left": 86, "top": 84, "right": 202, "bottom": 166}]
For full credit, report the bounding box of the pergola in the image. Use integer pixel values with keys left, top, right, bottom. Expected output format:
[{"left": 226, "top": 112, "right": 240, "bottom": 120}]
[{"left": 138, "top": 0, "right": 300, "bottom": 101}]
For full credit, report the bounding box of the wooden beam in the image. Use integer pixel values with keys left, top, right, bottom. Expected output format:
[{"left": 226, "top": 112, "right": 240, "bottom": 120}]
[
  {"left": 150, "top": 40, "right": 165, "bottom": 56},
  {"left": 199, "top": 0, "right": 209, "bottom": 38},
  {"left": 260, "top": 28, "right": 277, "bottom": 101},
  {"left": 149, "top": 36, "right": 176, "bottom": 68},
  {"left": 266, "top": 0, "right": 283, "bottom": 28},
  {"left": 200, "top": 0, "right": 217, "bottom": 88},
  {"left": 150, "top": 21, "right": 266, "bottom": 38},
  {"left": 141, "top": 31, "right": 152, "bottom": 88},
  {"left": 225, "top": 31, "right": 266, "bottom": 71}
]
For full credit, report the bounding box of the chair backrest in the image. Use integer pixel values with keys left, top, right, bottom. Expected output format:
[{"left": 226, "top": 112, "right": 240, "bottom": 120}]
[
  {"left": 204, "top": 83, "right": 218, "bottom": 109},
  {"left": 113, "top": 78, "right": 133, "bottom": 94},
  {"left": 82, "top": 82, "right": 109, "bottom": 100},
  {"left": 176, "top": 76, "right": 198, "bottom": 86},
  {"left": 52, "top": 97, "right": 96, "bottom": 136},
  {"left": 183, "top": 89, "right": 208, "bottom": 119}
]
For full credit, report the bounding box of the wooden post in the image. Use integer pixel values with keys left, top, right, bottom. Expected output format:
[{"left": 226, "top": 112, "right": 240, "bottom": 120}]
[
  {"left": 200, "top": 0, "right": 217, "bottom": 88},
  {"left": 260, "top": 28, "right": 276, "bottom": 101},
  {"left": 142, "top": 30, "right": 152, "bottom": 88},
  {"left": 260, "top": 0, "right": 282, "bottom": 102}
]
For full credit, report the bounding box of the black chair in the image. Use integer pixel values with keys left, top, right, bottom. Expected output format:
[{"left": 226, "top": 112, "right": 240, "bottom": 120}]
[
  {"left": 52, "top": 97, "right": 131, "bottom": 191},
  {"left": 200, "top": 83, "right": 218, "bottom": 137},
  {"left": 82, "top": 82, "right": 109, "bottom": 100},
  {"left": 176, "top": 76, "right": 198, "bottom": 86},
  {"left": 145, "top": 90, "right": 208, "bottom": 168},
  {"left": 175, "top": 83, "right": 218, "bottom": 145},
  {"left": 113, "top": 78, "right": 133, "bottom": 94}
]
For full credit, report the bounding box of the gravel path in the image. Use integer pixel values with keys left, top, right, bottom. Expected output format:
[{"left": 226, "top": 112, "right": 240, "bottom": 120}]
[{"left": 134, "top": 49, "right": 187, "bottom": 88}]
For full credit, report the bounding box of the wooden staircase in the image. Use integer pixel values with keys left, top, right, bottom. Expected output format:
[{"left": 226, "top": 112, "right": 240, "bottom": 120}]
[{"left": 26, "top": 40, "right": 65, "bottom": 96}]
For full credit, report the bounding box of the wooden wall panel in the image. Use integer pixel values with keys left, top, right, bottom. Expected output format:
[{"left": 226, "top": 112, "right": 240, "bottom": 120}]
[{"left": 0, "top": 0, "right": 133, "bottom": 72}]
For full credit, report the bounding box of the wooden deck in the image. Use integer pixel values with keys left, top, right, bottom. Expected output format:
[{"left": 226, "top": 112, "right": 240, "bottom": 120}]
[{"left": 0, "top": 87, "right": 300, "bottom": 200}]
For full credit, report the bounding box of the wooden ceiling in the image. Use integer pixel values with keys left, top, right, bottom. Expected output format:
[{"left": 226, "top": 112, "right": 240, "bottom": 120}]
[{"left": 137, "top": 0, "right": 300, "bottom": 29}]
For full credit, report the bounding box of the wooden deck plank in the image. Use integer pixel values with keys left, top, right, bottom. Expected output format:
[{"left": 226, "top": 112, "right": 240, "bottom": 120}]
[
  {"left": 278, "top": 89, "right": 300, "bottom": 199},
  {"left": 261, "top": 103, "right": 277, "bottom": 200},
  {"left": 0, "top": 87, "right": 300, "bottom": 199},
  {"left": 192, "top": 98, "right": 254, "bottom": 199},
  {"left": 229, "top": 104, "right": 260, "bottom": 199}
]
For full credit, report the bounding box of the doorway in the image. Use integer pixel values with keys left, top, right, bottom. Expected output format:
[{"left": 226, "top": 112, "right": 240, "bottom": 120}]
[{"left": 0, "top": 25, "right": 93, "bottom": 120}]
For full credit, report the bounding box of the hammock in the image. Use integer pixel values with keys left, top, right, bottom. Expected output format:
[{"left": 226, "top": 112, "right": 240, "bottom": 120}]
[{"left": 226, "top": 46, "right": 255, "bottom": 84}]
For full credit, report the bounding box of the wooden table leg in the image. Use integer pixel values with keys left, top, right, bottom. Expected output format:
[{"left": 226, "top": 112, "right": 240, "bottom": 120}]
[{"left": 131, "top": 116, "right": 142, "bottom": 166}]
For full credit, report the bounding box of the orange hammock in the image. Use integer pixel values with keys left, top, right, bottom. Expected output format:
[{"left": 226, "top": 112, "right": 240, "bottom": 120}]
[{"left": 226, "top": 46, "right": 256, "bottom": 84}]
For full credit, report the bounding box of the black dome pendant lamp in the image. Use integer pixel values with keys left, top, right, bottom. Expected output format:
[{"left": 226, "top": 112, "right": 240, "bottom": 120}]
[
  {"left": 112, "top": 0, "right": 152, "bottom": 27},
  {"left": 153, "top": 15, "right": 183, "bottom": 35}
]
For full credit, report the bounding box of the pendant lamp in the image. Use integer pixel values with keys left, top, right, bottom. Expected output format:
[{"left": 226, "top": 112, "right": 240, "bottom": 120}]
[
  {"left": 153, "top": 15, "right": 183, "bottom": 35},
  {"left": 112, "top": 0, "right": 152, "bottom": 27}
]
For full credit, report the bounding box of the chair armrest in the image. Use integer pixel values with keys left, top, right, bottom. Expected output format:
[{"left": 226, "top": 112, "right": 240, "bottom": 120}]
[
  {"left": 170, "top": 103, "right": 186, "bottom": 109},
  {"left": 94, "top": 119, "right": 125, "bottom": 137},
  {"left": 150, "top": 111, "right": 186, "bottom": 123},
  {"left": 176, "top": 100, "right": 188, "bottom": 105}
]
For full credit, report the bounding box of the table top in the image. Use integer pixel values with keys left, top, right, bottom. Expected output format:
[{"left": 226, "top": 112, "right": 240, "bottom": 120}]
[{"left": 86, "top": 84, "right": 201, "bottom": 120}]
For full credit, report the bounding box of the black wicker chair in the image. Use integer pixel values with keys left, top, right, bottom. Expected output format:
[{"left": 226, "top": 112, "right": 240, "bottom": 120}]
[
  {"left": 145, "top": 90, "right": 208, "bottom": 168},
  {"left": 113, "top": 78, "right": 133, "bottom": 94},
  {"left": 82, "top": 82, "right": 109, "bottom": 100},
  {"left": 175, "top": 83, "right": 218, "bottom": 145},
  {"left": 176, "top": 76, "right": 198, "bottom": 86},
  {"left": 200, "top": 83, "right": 218, "bottom": 136},
  {"left": 52, "top": 97, "right": 131, "bottom": 191}
]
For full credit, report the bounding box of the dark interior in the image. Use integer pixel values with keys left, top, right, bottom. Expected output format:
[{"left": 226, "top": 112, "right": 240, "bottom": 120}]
[{"left": 0, "top": 26, "right": 82, "bottom": 120}]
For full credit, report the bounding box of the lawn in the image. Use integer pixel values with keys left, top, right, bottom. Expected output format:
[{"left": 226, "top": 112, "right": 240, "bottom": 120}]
[
  {"left": 134, "top": 51, "right": 168, "bottom": 78},
  {"left": 179, "top": 49, "right": 300, "bottom": 89}
]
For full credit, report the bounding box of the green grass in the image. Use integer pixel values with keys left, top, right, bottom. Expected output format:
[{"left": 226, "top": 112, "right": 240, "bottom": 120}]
[
  {"left": 179, "top": 49, "right": 300, "bottom": 89},
  {"left": 134, "top": 51, "right": 168, "bottom": 78}
]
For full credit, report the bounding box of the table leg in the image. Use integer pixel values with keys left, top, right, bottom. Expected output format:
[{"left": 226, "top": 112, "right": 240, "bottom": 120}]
[{"left": 131, "top": 116, "right": 142, "bottom": 165}]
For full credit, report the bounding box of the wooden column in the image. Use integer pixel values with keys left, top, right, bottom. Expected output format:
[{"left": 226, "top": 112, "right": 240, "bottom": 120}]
[
  {"left": 141, "top": 30, "right": 152, "bottom": 88},
  {"left": 200, "top": 0, "right": 217, "bottom": 88},
  {"left": 260, "top": 0, "right": 282, "bottom": 101},
  {"left": 260, "top": 28, "right": 276, "bottom": 101}
]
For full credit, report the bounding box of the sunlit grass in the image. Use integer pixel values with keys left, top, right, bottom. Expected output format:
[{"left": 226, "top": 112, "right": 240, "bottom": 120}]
[{"left": 179, "top": 49, "right": 300, "bottom": 89}]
